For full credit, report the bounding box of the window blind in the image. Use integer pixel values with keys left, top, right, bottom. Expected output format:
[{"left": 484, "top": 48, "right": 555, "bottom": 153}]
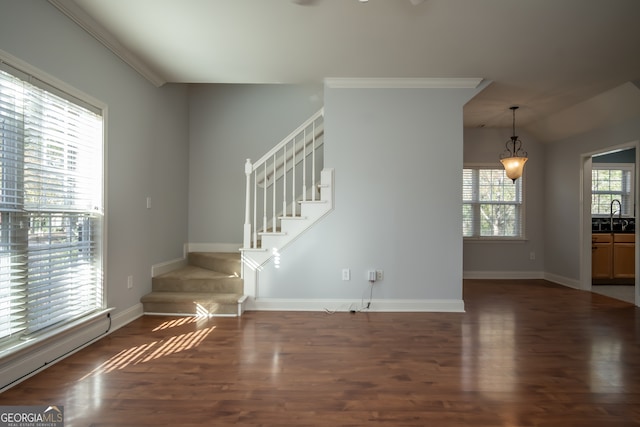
[
  {"left": 0, "top": 62, "right": 103, "bottom": 349},
  {"left": 463, "top": 167, "right": 524, "bottom": 238}
]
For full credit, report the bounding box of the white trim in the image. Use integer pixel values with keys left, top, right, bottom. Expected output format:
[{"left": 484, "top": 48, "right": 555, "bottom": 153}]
[
  {"left": 188, "top": 243, "right": 242, "bottom": 253},
  {"left": 0, "top": 305, "right": 142, "bottom": 392},
  {"left": 47, "top": 0, "right": 166, "bottom": 87},
  {"left": 324, "top": 77, "right": 483, "bottom": 89},
  {"left": 144, "top": 312, "right": 237, "bottom": 318},
  {"left": 110, "top": 303, "right": 144, "bottom": 331},
  {"left": 247, "top": 298, "right": 464, "bottom": 313},
  {"left": 463, "top": 271, "right": 544, "bottom": 280},
  {"left": 152, "top": 257, "right": 188, "bottom": 277},
  {"left": 0, "top": 48, "right": 107, "bottom": 111},
  {"left": 0, "top": 309, "right": 111, "bottom": 392},
  {"left": 544, "top": 272, "right": 582, "bottom": 290},
  {"left": 463, "top": 165, "right": 526, "bottom": 239},
  {"left": 579, "top": 140, "right": 640, "bottom": 297}
]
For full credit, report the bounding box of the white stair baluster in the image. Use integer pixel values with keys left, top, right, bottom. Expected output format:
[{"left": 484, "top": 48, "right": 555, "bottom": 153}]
[
  {"left": 272, "top": 153, "right": 277, "bottom": 232},
  {"left": 283, "top": 144, "right": 287, "bottom": 217},
  {"left": 292, "top": 136, "right": 296, "bottom": 216},
  {"left": 252, "top": 168, "right": 257, "bottom": 248},
  {"left": 312, "top": 121, "right": 316, "bottom": 201},
  {"left": 243, "top": 159, "right": 252, "bottom": 248},
  {"left": 303, "top": 128, "right": 307, "bottom": 202},
  {"left": 262, "top": 162, "right": 267, "bottom": 234}
]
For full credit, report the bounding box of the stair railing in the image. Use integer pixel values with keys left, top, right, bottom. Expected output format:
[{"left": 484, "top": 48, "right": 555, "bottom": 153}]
[{"left": 243, "top": 108, "right": 324, "bottom": 249}]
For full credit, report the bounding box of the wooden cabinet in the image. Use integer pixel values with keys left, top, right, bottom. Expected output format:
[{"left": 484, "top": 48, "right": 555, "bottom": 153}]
[
  {"left": 592, "top": 233, "right": 613, "bottom": 279},
  {"left": 613, "top": 233, "right": 635, "bottom": 279},
  {"left": 592, "top": 233, "right": 635, "bottom": 281}
]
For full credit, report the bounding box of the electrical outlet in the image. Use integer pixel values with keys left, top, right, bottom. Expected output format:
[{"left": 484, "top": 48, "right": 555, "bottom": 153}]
[
  {"left": 376, "top": 270, "right": 384, "bottom": 281},
  {"left": 342, "top": 268, "right": 351, "bottom": 281},
  {"left": 530, "top": 251, "right": 536, "bottom": 260},
  {"left": 127, "top": 275, "right": 133, "bottom": 289}
]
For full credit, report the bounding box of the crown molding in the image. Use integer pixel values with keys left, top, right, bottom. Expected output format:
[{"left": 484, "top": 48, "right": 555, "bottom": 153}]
[
  {"left": 324, "top": 77, "right": 484, "bottom": 89},
  {"left": 47, "top": 0, "right": 166, "bottom": 87}
]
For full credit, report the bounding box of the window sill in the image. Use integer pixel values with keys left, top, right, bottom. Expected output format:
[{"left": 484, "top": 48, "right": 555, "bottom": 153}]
[
  {"left": 464, "top": 237, "right": 528, "bottom": 243},
  {"left": 0, "top": 308, "right": 114, "bottom": 364}
]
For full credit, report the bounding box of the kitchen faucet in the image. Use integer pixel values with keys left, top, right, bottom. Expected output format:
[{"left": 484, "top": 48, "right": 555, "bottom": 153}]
[{"left": 610, "top": 199, "right": 622, "bottom": 231}]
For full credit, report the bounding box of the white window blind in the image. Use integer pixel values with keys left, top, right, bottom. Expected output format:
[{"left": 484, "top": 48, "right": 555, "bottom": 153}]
[
  {"left": 463, "top": 167, "right": 524, "bottom": 238},
  {"left": 0, "top": 61, "right": 103, "bottom": 350}
]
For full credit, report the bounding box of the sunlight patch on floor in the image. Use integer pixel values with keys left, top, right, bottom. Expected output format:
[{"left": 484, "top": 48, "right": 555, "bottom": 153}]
[{"left": 79, "top": 326, "right": 216, "bottom": 379}]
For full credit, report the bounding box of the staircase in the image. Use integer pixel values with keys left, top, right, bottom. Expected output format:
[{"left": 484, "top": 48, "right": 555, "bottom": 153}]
[
  {"left": 240, "top": 108, "right": 334, "bottom": 301},
  {"left": 140, "top": 108, "right": 332, "bottom": 315},
  {"left": 141, "top": 252, "right": 247, "bottom": 316},
  {"left": 241, "top": 168, "right": 333, "bottom": 268}
]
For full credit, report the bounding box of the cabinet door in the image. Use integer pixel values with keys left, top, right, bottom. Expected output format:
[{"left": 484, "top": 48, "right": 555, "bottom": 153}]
[
  {"left": 613, "top": 243, "right": 635, "bottom": 278},
  {"left": 592, "top": 243, "right": 612, "bottom": 279}
]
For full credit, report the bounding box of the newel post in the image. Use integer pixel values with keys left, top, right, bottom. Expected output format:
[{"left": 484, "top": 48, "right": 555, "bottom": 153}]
[{"left": 243, "top": 159, "right": 252, "bottom": 249}]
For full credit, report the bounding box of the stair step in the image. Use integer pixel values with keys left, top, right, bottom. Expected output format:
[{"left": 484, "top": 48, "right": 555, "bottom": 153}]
[
  {"left": 188, "top": 252, "right": 241, "bottom": 276},
  {"left": 141, "top": 291, "right": 243, "bottom": 316},
  {"left": 259, "top": 231, "right": 286, "bottom": 236},
  {"left": 153, "top": 265, "right": 242, "bottom": 293},
  {"left": 142, "top": 252, "right": 246, "bottom": 316},
  {"left": 298, "top": 200, "right": 327, "bottom": 204}
]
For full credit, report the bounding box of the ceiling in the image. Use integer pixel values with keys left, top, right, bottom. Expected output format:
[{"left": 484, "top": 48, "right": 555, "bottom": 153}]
[{"left": 49, "top": 0, "right": 640, "bottom": 141}]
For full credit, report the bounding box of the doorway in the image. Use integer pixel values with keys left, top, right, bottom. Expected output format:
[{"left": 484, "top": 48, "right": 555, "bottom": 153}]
[{"left": 581, "top": 143, "right": 639, "bottom": 306}]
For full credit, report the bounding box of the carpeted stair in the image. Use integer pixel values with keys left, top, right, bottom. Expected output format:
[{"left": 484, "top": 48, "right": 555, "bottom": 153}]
[{"left": 141, "top": 252, "right": 246, "bottom": 316}]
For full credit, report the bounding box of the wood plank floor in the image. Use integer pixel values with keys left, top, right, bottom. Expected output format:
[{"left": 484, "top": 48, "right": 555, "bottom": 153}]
[{"left": 1, "top": 279, "right": 639, "bottom": 426}]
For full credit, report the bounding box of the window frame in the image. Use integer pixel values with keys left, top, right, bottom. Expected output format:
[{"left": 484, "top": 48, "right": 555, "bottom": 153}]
[
  {"left": 463, "top": 164, "right": 526, "bottom": 241},
  {"left": 591, "top": 162, "right": 635, "bottom": 218},
  {"left": 0, "top": 49, "right": 107, "bottom": 356}
]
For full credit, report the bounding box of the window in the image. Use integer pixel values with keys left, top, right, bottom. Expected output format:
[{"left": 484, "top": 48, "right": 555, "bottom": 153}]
[
  {"left": 463, "top": 167, "right": 524, "bottom": 238},
  {"left": 0, "top": 59, "right": 103, "bottom": 353},
  {"left": 592, "top": 164, "right": 634, "bottom": 217}
]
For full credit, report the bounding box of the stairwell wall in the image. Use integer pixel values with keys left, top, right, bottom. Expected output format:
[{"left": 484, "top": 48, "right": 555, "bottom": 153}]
[{"left": 256, "top": 83, "right": 484, "bottom": 308}]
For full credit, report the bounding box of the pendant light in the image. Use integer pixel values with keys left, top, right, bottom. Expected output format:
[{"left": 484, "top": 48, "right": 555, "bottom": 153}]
[{"left": 500, "top": 106, "right": 528, "bottom": 183}]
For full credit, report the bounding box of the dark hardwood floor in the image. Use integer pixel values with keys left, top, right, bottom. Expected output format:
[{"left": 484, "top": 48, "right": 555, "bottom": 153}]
[{"left": 1, "top": 279, "right": 639, "bottom": 426}]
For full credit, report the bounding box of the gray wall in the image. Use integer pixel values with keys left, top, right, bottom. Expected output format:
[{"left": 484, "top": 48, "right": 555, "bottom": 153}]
[
  {"left": 188, "top": 83, "right": 323, "bottom": 245},
  {"left": 255, "top": 85, "right": 483, "bottom": 303},
  {"left": 462, "top": 127, "right": 546, "bottom": 276},
  {"left": 544, "top": 117, "right": 640, "bottom": 282},
  {"left": 0, "top": 1, "right": 190, "bottom": 315}
]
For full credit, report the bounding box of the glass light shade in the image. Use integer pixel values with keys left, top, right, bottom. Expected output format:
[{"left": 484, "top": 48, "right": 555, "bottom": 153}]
[{"left": 500, "top": 156, "right": 528, "bottom": 182}]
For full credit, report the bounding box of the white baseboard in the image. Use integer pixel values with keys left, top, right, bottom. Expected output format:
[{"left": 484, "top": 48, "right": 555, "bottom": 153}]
[
  {"left": 111, "top": 303, "right": 144, "bottom": 331},
  {"left": 463, "top": 270, "right": 545, "bottom": 280},
  {"left": 543, "top": 273, "right": 583, "bottom": 290},
  {"left": 188, "top": 243, "right": 242, "bottom": 253},
  {"left": 248, "top": 298, "right": 464, "bottom": 313},
  {"left": 463, "top": 270, "right": 585, "bottom": 291}
]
